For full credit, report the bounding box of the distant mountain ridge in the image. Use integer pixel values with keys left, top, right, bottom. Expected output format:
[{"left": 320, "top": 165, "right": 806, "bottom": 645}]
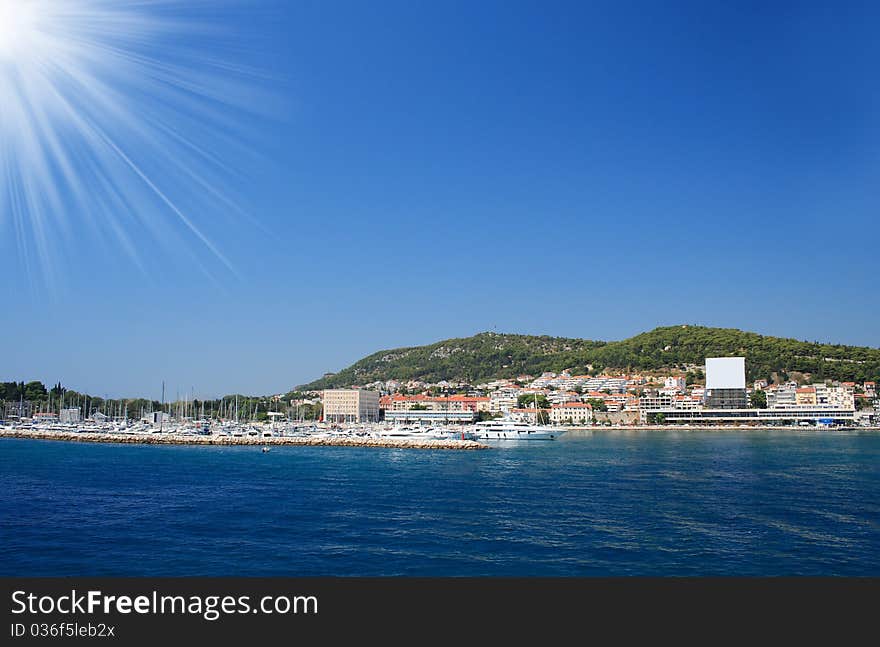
[{"left": 298, "top": 326, "right": 880, "bottom": 390}]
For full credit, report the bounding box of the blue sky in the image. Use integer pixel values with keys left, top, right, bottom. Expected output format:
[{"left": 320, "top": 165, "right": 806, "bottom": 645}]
[{"left": 1, "top": 0, "right": 878, "bottom": 398}]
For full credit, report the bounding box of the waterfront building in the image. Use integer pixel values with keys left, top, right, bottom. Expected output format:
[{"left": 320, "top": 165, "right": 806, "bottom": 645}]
[
  {"left": 653, "top": 407, "right": 856, "bottom": 424},
  {"left": 704, "top": 357, "right": 748, "bottom": 409},
  {"left": 322, "top": 389, "right": 380, "bottom": 423},
  {"left": 639, "top": 356, "right": 856, "bottom": 425},
  {"left": 766, "top": 385, "right": 797, "bottom": 409},
  {"left": 637, "top": 392, "right": 703, "bottom": 422},
  {"left": 382, "top": 394, "right": 489, "bottom": 413},
  {"left": 549, "top": 402, "right": 593, "bottom": 425},
  {"left": 815, "top": 384, "right": 855, "bottom": 409},
  {"left": 766, "top": 383, "right": 854, "bottom": 410},
  {"left": 639, "top": 392, "right": 674, "bottom": 412}
]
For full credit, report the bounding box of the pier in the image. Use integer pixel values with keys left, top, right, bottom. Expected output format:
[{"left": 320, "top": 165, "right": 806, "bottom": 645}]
[{"left": 0, "top": 428, "right": 488, "bottom": 450}]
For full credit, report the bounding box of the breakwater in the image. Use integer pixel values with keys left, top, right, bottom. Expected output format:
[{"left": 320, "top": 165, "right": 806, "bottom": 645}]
[{"left": 0, "top": 428, "right": 488, "bottom": 450}]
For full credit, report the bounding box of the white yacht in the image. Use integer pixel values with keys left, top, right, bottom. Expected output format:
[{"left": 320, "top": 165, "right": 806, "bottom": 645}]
[
  {"left": 374, "top": 425, "right": 435, "bottom": 439},
  {"left": 471, "top": 418, "right": 566, "bottom": 441}
]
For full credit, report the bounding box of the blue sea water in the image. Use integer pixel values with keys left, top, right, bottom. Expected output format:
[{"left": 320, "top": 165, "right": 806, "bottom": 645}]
[{"left": 1, "top": 431, "right": 878, "bottom": 576}]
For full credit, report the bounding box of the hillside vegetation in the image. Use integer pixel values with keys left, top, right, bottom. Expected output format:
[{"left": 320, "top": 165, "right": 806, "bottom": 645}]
[
  {"left": 299, "top": 326, "right": 880, "bottom": 389},
  {"left": 301, "top": 333, "right": 607, "bottom": 389}
]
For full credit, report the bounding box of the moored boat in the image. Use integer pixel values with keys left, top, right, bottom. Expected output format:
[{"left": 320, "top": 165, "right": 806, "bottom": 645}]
[{"left": 471, "top": 418, "right": 566, "bottom": 440}]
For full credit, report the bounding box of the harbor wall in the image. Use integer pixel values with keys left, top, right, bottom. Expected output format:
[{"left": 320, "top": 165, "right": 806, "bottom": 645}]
[{"left": 0, "top": 429, "right": 488, "bottom": 450}]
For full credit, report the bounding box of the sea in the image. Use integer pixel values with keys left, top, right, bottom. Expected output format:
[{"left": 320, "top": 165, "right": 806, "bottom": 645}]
[{"left": 1, "top": 431, "right": 878, "bottom": 576}]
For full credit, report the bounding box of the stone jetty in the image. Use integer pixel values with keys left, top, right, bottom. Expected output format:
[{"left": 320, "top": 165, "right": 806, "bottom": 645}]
[{"left": 0, "top": 428, "right": 488, "bottom": 450}]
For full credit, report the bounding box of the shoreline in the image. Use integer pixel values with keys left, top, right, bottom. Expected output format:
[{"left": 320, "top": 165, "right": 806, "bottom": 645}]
[
  {"left": 0, "top": 429, "right": 488, "bottom": 451},
  {"left": 565, "top": 424, "right": 880, "bottom": 432}
]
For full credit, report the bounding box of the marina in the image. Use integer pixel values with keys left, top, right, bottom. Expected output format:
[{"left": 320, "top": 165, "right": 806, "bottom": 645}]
[{"left": 0, "top": 410, "right": 578, "bottom": 449}]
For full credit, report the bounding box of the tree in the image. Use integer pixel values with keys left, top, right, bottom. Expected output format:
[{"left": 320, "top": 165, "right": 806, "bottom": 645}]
[
  {"left": 24, "top": 381, "right": 47, "bottom": 401},
  {"left": 586, "top": 398, "right": 607, "bottom": 412},
  {"left": 750, "top": 390, "right": 767, "bottom": 409}
]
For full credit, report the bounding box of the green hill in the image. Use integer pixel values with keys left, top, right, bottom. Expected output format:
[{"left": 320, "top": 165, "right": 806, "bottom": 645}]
[
  {"left": 300, "top": 333, "right": 608, "bottom": 389},
  {"left": 298, "top": 326, "right": 880, "bottom": 390}
]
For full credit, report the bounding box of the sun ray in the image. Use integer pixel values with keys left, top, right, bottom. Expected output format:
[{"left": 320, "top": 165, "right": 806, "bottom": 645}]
[{"left": 0, "top": 0, "right": 268, "bottom": 289}]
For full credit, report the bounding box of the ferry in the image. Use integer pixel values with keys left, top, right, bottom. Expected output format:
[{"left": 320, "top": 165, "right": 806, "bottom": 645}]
[{"left": 471, "top": 419, "right": 566, "bottom": 441}]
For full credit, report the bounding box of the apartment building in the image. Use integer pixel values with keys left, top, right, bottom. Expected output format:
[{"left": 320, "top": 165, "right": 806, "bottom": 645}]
[
  {"left": 322, "top": 389, "right": 381, "bottom": 423},
  {"left": 549, "top": 402, "right": 593, "bottom": 425}
]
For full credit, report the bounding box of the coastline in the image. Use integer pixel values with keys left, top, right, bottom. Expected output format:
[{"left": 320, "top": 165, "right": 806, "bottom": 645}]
[
  {"left": 564, "top": 424, "right": 880, "bottom": 432},
  {"left": 0, "top": 428, "right": 488, "bottom": 451}
]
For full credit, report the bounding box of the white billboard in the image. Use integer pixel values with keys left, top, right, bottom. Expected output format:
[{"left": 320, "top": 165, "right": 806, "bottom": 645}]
[{"left": 705, "top": 357, "right": 745, "bottom": 390}]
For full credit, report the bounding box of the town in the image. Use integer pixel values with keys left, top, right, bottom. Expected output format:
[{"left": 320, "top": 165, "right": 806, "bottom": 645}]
[
  {"left": 312, "top": 356, "right": 879, "bottom": 428},
  {"left": 3, "top": 356, "right": 878, "bottom": 432}
]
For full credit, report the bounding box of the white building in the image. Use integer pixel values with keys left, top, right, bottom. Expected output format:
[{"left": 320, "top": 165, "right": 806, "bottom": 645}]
[
  {"left": 322, "top": 389, "right": 380, "bottom": 423},
  {"left": 639, "top": 392, "right": 674, "bottom": 411},
  {"left": 814, "top": 384, "right": 855, "bottom": 409},
  {"left": 549, "top": 402, "right": 593, "bottom": 425},
  {"left": 766, "top": 386, "right": 798, "bottom": 409},
  {"left": 766, "top": 384, "right": 854, "bottom": 411},
  {"left": 704, "top": 357, "right": 747, "bottom": 408}
]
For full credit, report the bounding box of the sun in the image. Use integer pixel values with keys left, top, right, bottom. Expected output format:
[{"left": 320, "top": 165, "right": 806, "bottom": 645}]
[
  {"left": 0, "top": 0, "right": 43, "bottom": 61},
  {"left": 0, "top": 1, "right": 267, "bottom": 289}
]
